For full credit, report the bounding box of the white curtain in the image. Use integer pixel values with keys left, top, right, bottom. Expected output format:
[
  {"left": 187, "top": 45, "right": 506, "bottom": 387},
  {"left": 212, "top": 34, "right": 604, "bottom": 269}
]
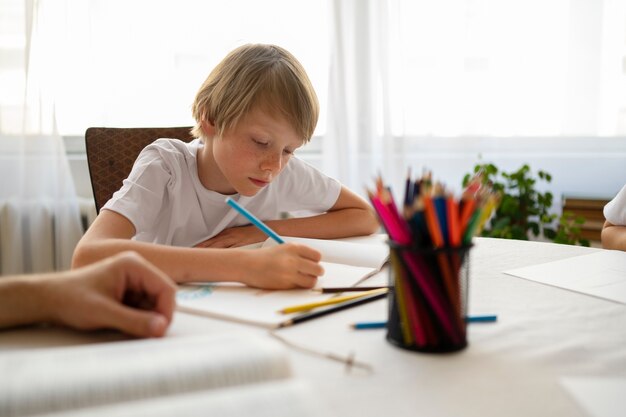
[
  {"left": 325, "top": 0, "right": 406, "bottom": 192},
  {"left": 325, "top": 0, "right": 626, "bottom": 194},
  {"left": 0, "top": 0, "right": 82, "bottom": 274}
]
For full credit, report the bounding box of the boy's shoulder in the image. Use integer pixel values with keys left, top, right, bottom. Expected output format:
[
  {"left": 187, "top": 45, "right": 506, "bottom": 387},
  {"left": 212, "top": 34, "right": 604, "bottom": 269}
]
[
  {"left": 140, "top": 138, "right": 201, "bottom": 161},
  {"left": 146, "top": 137, "right": 200, "bottom": 153},
  {"left": 133, "top": 138, "right": 202, "bottom": 173}
]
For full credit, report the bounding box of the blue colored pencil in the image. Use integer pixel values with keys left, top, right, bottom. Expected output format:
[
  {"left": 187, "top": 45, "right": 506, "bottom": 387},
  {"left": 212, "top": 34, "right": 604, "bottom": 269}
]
[
  {"left": 351, "top": 321, "right": 387, "bottom": 329},
  {"left": 465, "top": 314, "right": 497, "bottom": 323},
  {"left": 350, "top": 315, "right": 498, "bottom": 329},
  {"left": 225, "top": 197, "right": 285, "bottom": 244}
]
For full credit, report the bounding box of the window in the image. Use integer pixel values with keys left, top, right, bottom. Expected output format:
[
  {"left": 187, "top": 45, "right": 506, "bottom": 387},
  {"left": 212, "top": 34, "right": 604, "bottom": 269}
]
[
  {"left": 394, "top": 0, "right": 626, "bottom": 136},
  {"left": 3, "top": 0, "right": 330, "bottom": 137}
]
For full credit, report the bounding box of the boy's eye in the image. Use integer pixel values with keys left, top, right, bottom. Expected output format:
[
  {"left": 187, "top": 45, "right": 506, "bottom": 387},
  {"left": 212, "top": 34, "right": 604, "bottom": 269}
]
[
  {"left": 283, "top": 149, "right": 294, "bottom": 155},
  {"left": 252, "top": 138, "right": 268, "bottom": 146}
]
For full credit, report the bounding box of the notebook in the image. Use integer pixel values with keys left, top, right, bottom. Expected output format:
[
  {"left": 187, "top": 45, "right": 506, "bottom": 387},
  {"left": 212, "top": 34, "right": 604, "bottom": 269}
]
[
  {"left": 176, "top": 236, "right": 389, "bottom": 328},
  {"left": 0, "top": 333, "right": 327, "bottom": 417}
]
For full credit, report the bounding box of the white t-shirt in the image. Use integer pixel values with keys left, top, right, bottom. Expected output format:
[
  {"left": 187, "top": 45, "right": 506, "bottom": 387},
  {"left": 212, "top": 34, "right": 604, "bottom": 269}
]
[
  {"left": 102, "top": 138, "right": 341, "bottom": 247},
  {"left": 604, "top": 184, "right": 626, "bottom": 226}
]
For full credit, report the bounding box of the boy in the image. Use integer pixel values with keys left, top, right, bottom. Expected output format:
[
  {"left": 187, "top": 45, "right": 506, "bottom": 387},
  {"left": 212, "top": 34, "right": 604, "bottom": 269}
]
[{"left": 73, "top": 44, "right": 379, "bottom": 289}]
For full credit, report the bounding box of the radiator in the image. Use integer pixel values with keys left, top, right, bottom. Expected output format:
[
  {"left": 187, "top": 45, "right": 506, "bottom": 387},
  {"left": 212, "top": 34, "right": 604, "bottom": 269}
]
[{"left": 0, "top": 198, "right": 95, "bottom": 275}]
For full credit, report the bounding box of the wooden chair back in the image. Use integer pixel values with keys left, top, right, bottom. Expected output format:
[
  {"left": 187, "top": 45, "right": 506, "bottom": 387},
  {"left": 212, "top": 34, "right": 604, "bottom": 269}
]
[{"left": 85, "top": 127, "right": 194, "bottom": 213}]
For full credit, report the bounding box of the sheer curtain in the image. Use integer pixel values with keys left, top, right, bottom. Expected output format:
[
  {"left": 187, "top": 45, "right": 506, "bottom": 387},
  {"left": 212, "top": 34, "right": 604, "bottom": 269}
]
[
  {"left": 325, "top": 0, "right": 405, "bottom": 191},
  {"left": 0, "top": 0, "right": 82, "bottom": 274},
  {"left": 326, "top": 0, "right": 626, "bottom": 194}
]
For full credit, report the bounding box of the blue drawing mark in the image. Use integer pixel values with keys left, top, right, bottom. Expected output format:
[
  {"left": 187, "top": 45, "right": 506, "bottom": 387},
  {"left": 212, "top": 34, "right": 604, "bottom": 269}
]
[{"left": 177, "top": 285, "right": 214, "bottom": 300}]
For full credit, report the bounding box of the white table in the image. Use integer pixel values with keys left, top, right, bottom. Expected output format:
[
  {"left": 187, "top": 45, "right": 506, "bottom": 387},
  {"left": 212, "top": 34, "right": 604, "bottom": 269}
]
[{"left": 1, "top": 238, "right": 624, "bottom": 417}]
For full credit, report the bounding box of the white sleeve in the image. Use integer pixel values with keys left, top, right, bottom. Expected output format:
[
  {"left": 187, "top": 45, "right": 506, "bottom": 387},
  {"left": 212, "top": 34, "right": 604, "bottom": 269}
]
[
  {"left": 604, "top": 184, "right": 626, "bottom": 226},
  {"left": 102, "top": 145, "right": 173, "bottom": 233},
  {"left": 278, "top": 157, "right": 342, "bottom": 212}
]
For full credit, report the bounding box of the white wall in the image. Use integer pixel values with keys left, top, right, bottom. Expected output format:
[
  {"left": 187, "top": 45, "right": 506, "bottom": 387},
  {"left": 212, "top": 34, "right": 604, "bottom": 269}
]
[
  {"left": 396, "top": 136, "right": 626, "bottom": 207},
  {"left": 69, "top": 136, "right": 626, "bottom": 213}
]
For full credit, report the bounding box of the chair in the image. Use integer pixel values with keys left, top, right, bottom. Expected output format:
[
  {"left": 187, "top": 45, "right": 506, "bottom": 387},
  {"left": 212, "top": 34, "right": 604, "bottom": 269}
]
[{"left": 85, "top": 127, "right": 195, "bottom": 214}]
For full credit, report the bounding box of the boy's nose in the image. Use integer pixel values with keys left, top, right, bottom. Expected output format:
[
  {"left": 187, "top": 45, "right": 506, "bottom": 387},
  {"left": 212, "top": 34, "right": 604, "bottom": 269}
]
[{"left": 261, "top": 152, "right": 282, "bottom": 173}]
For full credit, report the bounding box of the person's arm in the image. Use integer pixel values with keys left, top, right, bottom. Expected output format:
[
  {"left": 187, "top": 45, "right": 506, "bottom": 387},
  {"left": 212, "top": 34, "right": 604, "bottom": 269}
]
[
  {"left": 601, "top": 221, "right": 626, "bottom": 251},
  {"left": 0, "top": 252, "right": 176, "bottom": 337},
  {"left": 198, "top": 185, "right": 380, "bottom": 248},
  {"left": 271, "top": 185, "right": 380, "bottom": 237},
  {"left": 72, "top": 210, "right": 324, "bottom": 287}
]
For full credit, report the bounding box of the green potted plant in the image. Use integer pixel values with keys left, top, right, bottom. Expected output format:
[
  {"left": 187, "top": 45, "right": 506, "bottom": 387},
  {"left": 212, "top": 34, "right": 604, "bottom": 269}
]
[{"left": 462, "top": 163, "right": 589, "bottom": 246}]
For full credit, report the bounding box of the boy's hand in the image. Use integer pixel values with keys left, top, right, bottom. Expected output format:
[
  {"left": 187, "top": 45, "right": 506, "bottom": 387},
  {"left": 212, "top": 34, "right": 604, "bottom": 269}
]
[
  {"left": 195, "top": 225, "right": 268, "bottom": 248},
  {"left": 42, "top": 252, "right": 177, "bottom": 338},
  {"left": 241, "top": 243, "right": 324, "bottom": 289}
]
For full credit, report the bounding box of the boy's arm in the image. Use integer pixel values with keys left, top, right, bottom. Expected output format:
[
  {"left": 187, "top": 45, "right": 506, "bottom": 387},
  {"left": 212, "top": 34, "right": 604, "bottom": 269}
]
[
  {"left": 601, "top": 221, "right": 626, "bottom": 251},
  {"left": 72, "top": 210, "right": 324, "bottom": 289},
  {"left": 200, "top": 186, "right": 380, "bottom": 248},
  {"left": 269, "top": 185, "right": 379, "bottom": 238},
  {"left": 72, "top": 211, "right": 323, "bottom": 287}
]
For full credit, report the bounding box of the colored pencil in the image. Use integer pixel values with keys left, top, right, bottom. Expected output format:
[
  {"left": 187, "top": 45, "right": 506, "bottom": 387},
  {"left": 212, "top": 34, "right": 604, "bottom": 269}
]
[
  {"left": 278, "top": 291, "right": 388, "bottom": 328},
  {"left": 279, "top": 288, "right": 389, "bottom": 314},
  {"left": 225, "top": 197, "right": 284, "bottom": 244},
  {"left": 312, "top": 286, "right": 388, "bottom": 293},
  {"left": 350, "top": 315, "right": 498, "bottom": 329}
]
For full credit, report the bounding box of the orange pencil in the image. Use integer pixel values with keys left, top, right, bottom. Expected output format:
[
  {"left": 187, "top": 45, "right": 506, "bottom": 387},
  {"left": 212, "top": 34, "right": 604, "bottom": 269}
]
[
  {"left": 423, "top": 196, "right": 444, "bottom": 247},
  {"left": 446, "top": 197, "right": 461, "bottom": 247}
]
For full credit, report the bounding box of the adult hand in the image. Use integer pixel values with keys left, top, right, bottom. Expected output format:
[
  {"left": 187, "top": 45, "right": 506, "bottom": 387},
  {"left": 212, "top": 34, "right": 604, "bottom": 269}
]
[{"left": 42, "top": 252, "right": 177, "bottom": 337}]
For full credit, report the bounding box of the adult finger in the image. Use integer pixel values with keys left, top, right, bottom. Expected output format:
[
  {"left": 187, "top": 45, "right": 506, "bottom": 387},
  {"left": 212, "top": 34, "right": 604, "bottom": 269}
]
[
  {"left": 98, "top": 300, "right": 169, "bottom": 338},
  {"left": 112, "top": 253, "right": 177, "bottom": 322}
]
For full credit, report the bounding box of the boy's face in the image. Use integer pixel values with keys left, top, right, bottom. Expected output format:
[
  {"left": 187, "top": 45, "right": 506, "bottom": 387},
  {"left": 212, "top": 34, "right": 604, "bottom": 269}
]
[{"left": 203, "top": 107, "right": 304, "bottom": 196}]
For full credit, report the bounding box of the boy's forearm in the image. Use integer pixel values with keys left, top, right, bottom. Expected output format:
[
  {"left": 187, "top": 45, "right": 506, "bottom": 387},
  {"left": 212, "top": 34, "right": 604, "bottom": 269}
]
[
  {"left": 266, "top": 207, "right": 380, "bottom": 239},
  {"left": 72, "top": 239, "right": 250, "bottom": 284}
]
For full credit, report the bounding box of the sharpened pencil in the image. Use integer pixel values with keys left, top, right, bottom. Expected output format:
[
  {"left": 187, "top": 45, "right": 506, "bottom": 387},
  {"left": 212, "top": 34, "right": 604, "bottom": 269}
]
[
  {"left": 278, "top": 291, "right": 388, "bottom": 328},
  {"left": 279, "top": 288, "right": 388, "bottom": 314},
  {"left": 312, "top": 286, "right": 389, "bottom": 293}
]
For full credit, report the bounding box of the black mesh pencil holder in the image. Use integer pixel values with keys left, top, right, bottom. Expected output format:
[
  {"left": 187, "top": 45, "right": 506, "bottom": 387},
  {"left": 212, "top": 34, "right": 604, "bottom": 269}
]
[{"left": 386, "top": 241, "right": 473, "bottom": 353}]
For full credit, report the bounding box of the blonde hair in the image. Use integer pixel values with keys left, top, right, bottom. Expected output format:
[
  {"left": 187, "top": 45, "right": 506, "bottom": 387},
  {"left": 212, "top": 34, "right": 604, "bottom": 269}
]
[{"left": 191, "top": 44, "right": 319, "bottom": 142}]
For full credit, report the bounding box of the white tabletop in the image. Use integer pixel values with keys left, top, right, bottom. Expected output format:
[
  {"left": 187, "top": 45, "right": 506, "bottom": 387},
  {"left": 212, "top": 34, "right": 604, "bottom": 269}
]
[{"left": 1, "top": 237, "right": 624, "bottom": 417}]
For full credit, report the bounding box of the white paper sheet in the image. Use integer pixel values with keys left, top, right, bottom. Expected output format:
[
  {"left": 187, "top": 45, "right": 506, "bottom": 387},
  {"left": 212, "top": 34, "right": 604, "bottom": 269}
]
[
  {"left": 560, "top": 377, "right": 626, "bottom": 417},
  {"left": 503, "top": 250, "right": 626, "bottom": 305},
  {"left": 262, "top": 236, "right": 389, "bottom": 270}
]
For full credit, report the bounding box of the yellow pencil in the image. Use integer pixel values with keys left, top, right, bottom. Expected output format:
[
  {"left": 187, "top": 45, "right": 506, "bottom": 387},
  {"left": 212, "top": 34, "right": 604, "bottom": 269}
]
[
  {"left": 476, "top": 193, "right": 499, "bottom": 234},
  {"left": 279, "top": 288, "right": 389, "bottom": 314}
]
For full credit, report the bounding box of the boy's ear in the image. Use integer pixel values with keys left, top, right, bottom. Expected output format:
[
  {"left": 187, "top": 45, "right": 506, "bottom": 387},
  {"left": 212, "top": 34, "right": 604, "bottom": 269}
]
[{"left": 201, "top": 120, "right": 216, "bottom": 137}]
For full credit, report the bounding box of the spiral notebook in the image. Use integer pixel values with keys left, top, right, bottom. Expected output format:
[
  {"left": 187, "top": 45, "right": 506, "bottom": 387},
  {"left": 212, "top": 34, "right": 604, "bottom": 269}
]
[{"left": 0, "top": 333, "right": 328, "bottom": 417}]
